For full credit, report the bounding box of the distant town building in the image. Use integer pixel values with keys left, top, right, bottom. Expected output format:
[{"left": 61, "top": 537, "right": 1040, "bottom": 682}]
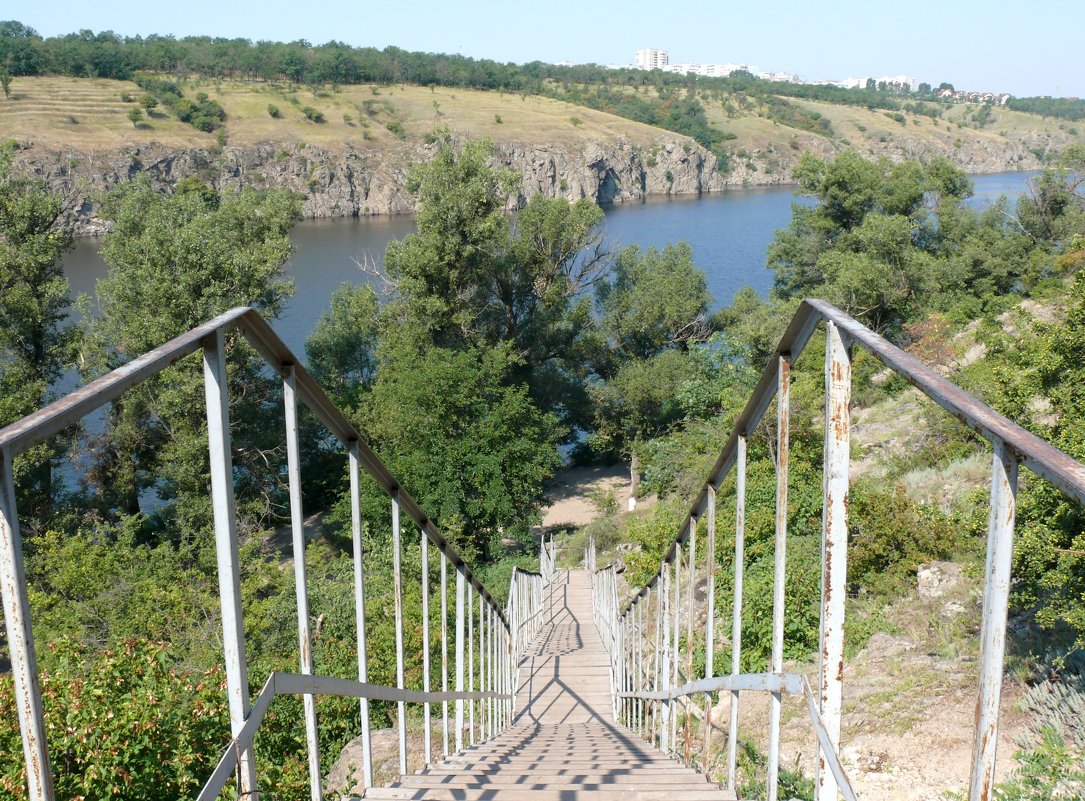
[
  {"left": 662, "top": 62, "right": 753, "bottom": 77},
  {"left": 635, "top": 49, "right": 669, "bottom": 71},
  {"left": 758, "top": 71, "right": 805, "bottom": 83}
]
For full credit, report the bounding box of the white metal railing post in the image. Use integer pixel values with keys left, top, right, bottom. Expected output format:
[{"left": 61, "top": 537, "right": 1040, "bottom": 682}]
[
  {"left": 440, "top": 551, "right": 450, "bottom": 758},
  {"left": 391, "top": 494, "right": 407, "bottom": 776},
  {"left": 348, "top": 441, "right": 373, "bottom": 788},
  {"left": 671, "top": 550, "right": 681, "bottom": 754},
  {"left": 655, "top": 568, "right": 664, "bottom": 749},
  {"left": 421, "top": 529, "right": 432, "bottom": 764},
  {"left": 0, "top": 448, "right": 54, "bottom": 801},
  {"left": 968, "top": 441, "right": 1019, "bottom": 801},
  {"left": 468, "top": 583, "right": 475, "bottom": 745},
  {"left": 202, "top": 331, "right": 257, "bottom": 797},
  {"left": 455, "top": 566, "right": 466, "bottom": 752},
  {"left": 767, "top": 354, "right": 791, "bottom": 801},
  {"left": 685, "top": 517, "right": 696, "bottom": 766},
  {"left": 283, "top": 365, "right": 321, "bottom": 801},
  {"left": 727, "top": 435, "right": 747, "bottom": 789},
  {"left": 703, "top": 483, "right": 717, "bottom": 774},
  {"left": 817, "top": 323, "right": 851, "bottom": 801}
]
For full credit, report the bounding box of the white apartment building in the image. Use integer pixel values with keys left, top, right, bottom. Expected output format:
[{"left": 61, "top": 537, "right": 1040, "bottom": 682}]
[{"left": 635, "top": 48, "right": 669, "bottom": 70}]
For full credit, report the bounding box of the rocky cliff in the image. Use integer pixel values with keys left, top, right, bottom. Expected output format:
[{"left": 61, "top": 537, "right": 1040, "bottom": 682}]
[
  {"left": 11, "top": 130, "right": 1041, "bottom": 235},
  {"left": 13, "top": 135, "right": 732, "bottom": 235}
]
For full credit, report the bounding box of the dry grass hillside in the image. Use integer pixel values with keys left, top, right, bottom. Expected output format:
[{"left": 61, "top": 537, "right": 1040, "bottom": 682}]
[{"left": 0, "top": 76, "right": 665, "bottom": 153}]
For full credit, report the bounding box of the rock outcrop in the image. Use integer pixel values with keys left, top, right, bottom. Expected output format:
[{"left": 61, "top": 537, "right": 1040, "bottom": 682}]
[
  {"left": 11, "top": 128, "right": 1042, "bottom": 236},
  {"left": 12, "top": 135, "right": 729, "bottom": 235}
]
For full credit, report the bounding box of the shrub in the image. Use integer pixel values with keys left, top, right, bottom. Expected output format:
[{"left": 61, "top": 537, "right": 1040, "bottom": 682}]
[
  {"left": 302, "top": 106, "right": 325, "bottom": 123},
  {"left": 385, "top": 119, "right": 405, "bottom": 137},
  {"left": 267, "top": 103, "right": 281, "bottom": 118},
  {"left": 494, "top": 114, "right": 503, "bottom": 124},
  {"left": 126, "top": 107, "right": 143, "bottom": 126},
  {"left": 0, "top": 640, "right": 230, "bottom": 800},
  {"left": 569, "top": 116, "right": 584, "bottom": 126}
]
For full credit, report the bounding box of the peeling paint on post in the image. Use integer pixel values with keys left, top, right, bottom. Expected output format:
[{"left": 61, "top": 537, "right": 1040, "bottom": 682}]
[
  {"left": 703, "top": 483, "right": 716, "bottom": 773},
  {"left": 817, "top": 322, "right": 851, "bottom": 801},
  {"left": 440, "top": 551, "right": 449, "bottom": 758},
  {"left": 767, "top": 354, "right": 791, "bottom": 801},
  {"left": 968, "top": 442, "right": 1018, "bottom": 801},
  {"left": 202, "top": 331, "right": 257, "bottom": 797},
  {"left": 391, "top": 494, "right": 407, "bottom": 776},
  {"left": 421, "top": 529, "right": 432, "bottom": 764},
  {"left": 455, "top": 565, "right": 466, "bottom": 753},
  {"left": 348, "top": 441, "right": 373, "bottom": 788},
  {"left": 685, "top": 517, "right": 696, "bottom": 767},
  {"left": 283, "top": 365, "right": 321, "bottom": 801},
  {"left": 728, "top": 435, "right": 746, "bottom": 790},
  {"left": 0, "top": 448, "right": 54, "bottom": 801}
]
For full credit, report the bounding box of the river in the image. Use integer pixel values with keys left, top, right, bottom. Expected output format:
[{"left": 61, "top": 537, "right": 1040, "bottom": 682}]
[{"left": 63, "top": 171, "right": 1037, "bottom": 357}]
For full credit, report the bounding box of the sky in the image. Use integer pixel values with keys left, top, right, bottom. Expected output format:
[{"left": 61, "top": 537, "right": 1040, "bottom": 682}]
[{"left": 17, "top": 0, "right": 1085, "bottom": 98}]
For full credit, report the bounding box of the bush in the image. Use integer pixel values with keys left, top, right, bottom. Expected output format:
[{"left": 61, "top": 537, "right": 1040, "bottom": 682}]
[
  {"left": 302, "top": 105, "right": 325, "bottom": 123},
  {"left": 126, "top": 107, "right": 143, "bottom": 126},
  {"left": 385, "top": 119, "right": 405, "bottom": 137},
  {"left": 267, "top": 103, "right": 281, "bottom": 118},
  {"left": 569, "top": 116, "right": 584, "bottom": 126},
  {"left": 0, "top": 640, "right": 230, "bottom": 800},
  {"left": 494, "top": 114, "right": 503, "bottom": 124}
]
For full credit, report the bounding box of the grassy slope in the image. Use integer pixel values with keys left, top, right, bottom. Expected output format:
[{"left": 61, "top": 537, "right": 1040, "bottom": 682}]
[
  {"left": 0, "top": 76, "right": 664, "bottom": 152},
  {"left": 4, "top": 76, "right": 1081, "bottom": 176}
]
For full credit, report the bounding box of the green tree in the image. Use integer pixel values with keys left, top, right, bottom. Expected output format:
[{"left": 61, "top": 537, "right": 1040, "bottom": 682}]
[
  {"left": 0, "top": 64, "right": 10, "bottom": 99},
  {"left": 126, "top": 106, "right": 142, "bottom": 126},
  {"left": 591, "top": 242, "right": 714, "bottom": 480},
  {"left": 0, "top": 141, "right": 75, "bottom": 522},
  {"left": 305, "top": 282, "right": 379, "bottom": 406},
  {"left": 85, "top": 181, "right": 299, "bottom": 532},
  {"left": 383, "top": 132, "right": 609, "bottom": 431},
  {"left": 361, "top": 334, "right": 561, "bottom": 560}
]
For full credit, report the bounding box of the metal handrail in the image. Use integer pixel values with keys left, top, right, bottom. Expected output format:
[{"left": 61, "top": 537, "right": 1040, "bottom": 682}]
[
  {"left": 0, "top": 307, "right": 553, "bottom": 801},
  {"left": 591, "top": 298, "right": 1085, "bottom": 801}
]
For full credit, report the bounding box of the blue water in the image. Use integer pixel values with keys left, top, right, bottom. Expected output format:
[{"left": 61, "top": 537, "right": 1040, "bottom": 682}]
[{"left": 63, "top": 170, "right": 1038, "bottom": 357}]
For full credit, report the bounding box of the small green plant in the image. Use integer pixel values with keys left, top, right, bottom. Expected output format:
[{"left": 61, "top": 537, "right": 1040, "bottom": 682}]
[
  {"left": 120, "top": 92, "right": 134, "bottom": 103},
  {"left": 302, "top": 106, "right": 325, "bottom": 123},
  {"left": 127, "top": 107, "right": 143, "bottom": 126},
  {"left": 343, "top": 113, "right": 354, "bottom": 125},
  {"left": 385, "top": 120, "right": 405, "bottom": 138},
  {"left": 267, "top": 103, "right": 281, "bottom": 118},
  {"left": 139, "top": 94, "right": 158, "bottom": 112},
  {"left": 494, "top": 114, "right": 503, "bottom": 124},
  {"left": 569, "top": 116, "right": 584, "bottom": 127},
  {"left": 65, "top": 115, "right": 78, "bottom": 125}
]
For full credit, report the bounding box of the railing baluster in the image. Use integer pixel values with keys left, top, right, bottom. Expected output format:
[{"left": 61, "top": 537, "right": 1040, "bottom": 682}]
[
  {"left": 968, "top": 442, "right": 1019, "bottom": 801},
  {"left": 685, "top": 517, "right": 696, "bottom": 767},
  {"left": 817, "top": 323, "right": 851, "bottom": 801},
  {"left": 704, "top": 483, "right": 717, "bottom": 776},
  {"left": 672, "top": 550, "right": 682, "bottom": 755},
  {"left": 0, "top": 448, "right": 54, "bottom": 801},
  {"left": 767, "top": 354, "right": 791, "bottom": 801},
  {"left": 455, "top": 566, "right": 466, "bottom": 753},
  {"left": 202, "top": 331, "right": 257, "bottom": 796},
  {"left": 468, "top": 582, "right": 476, "bottom": 745},
  {"left": 440, "top": 551, "right": 450, "bottom": 758},
  {"left": 478, "top": 588, "right": 485, "bottom": 741},
  {"left": 283, "top": 365, "right": 321, "bottom": 801},
  {"left": 727, "top": 435, "right": 747, "bottom": 790},
  {"left": 421, "top": 529, "right": 432, "bottom": 764},
  {"left": 391, "top": 494, "right": 407, "bottom": 776},
  {"left": 655, "top": 570, "right": 664, "bottom": 750},
  {"left": 348, "top": 441, "right": 373, "bottom": 788}
]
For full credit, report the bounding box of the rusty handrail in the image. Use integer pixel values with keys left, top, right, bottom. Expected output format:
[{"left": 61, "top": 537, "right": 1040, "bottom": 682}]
[{"left": 594, "top": 298, "right": 1080, "bottom": 801}]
